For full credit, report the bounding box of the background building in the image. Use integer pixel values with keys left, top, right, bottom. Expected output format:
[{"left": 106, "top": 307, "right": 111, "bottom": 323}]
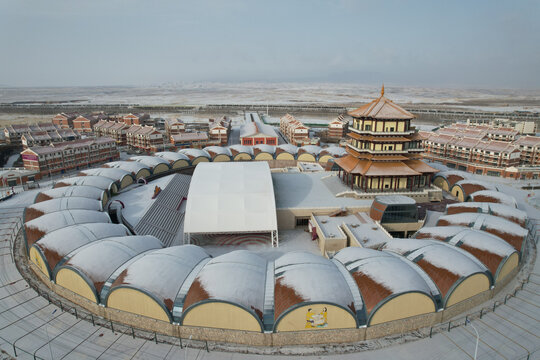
[{"left": 240, "top": 112, "right": 278, "bottom": 146}]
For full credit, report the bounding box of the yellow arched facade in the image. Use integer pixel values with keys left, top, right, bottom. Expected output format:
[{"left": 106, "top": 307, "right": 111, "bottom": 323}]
[
  {"left": 318, "top": 155, "right": 333, "bottom": 164},
  {"left": 275, "top": 304, "right": 356, "bottom": 332},
  {"left": 110, "top": 183, "right": 119, "bottom": 195},
  {"left": 450, "top": 185, "right": 465, "bottom": 202},
  {"left": 101, "top": 193, "right": 109, "bottom": 207},
  {"left": 182, "top": 302, "right": 262, "bottom": 332},
  {"left": 369, "top": 293, "right": 436, "bottom": 325},
  {"left": 496, "top": 253, "right": 519, "bottom": 283},
  {"left": 254, "top": 153, "right": 274, "bottom": 161},
  {"left": 152, "top": 163, "right": 170, "bottom": 175},
  {"left": 276, "top": 152, "right": 295, "bottom": 161},
  {"left": 29, "top": 247, "right": 50, "bottom": 278},
  {"left": 106, "top": 287, "right": 171, "bottom": 322},
  {"left": 446, "top": 273, "right": 490, "bottom": 307},
  {"left": 172, "top": 159, "right": 190, "bottom": 169},
  {"left": 212, "top": 154, "right": 231, "bottom": 162},
  {"left": 233, "top": 153, "right": 252, "bottom": 161},
  {"left": 55, "top": 268, "right": 97, "bottom": 303},
  {"left": 119, "top": 176, "right": 134, "bottom": 189},
  {"left": 191, "top": 157, "right": 209, "bottom": 166},
  {"left": 433, "top": 177, "right": 449, "bottom": 191},
  {"left": 135, "top": 169, "right": 151, "bottom": 179},
  {"left": 297, "top": 153, "right": 316, "bottom": 162}
]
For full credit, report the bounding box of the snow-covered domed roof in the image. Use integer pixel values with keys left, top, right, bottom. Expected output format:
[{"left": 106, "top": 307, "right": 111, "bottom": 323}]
[
  {"left": 35, "top": 185, "right": 106, "bottom": 203},
  {"left": 320, "top": 146, "right": 347, "bottom": 157},
  {"left": 129, "top": 156, "right": 171, "bottom": 169},
  {"left": 298, "top": 145, "right": 322, "bottom": 155},
  {"left": 25, "top": 197, "right": 103, "bottom": 222},
  {"left": 183, "top": 250, "right": 267, "bottom": 323},
  {"left": 55, "top": 235, "right": 163, "bottom": 301},
  {"left": 453, "top": 179, "right": 497, "bottom": 193},
  {"left": 54, "top": 176, "right": 117, "bottom": 192},
  {"left": 104, "top": 160, "right": 151, "bottom": 174},
  {"left": 276, "top": 144, "right": 298, "bottom": 154},
  {"left": 414, "top": 226, "right": 518, "bottom": 278},
  {"left": 468, "top": 190, "right": 517, "bottom": 208},
  {"left": 79, "top": 168, "right": 133, "bottom": 182},
  {"left": 436, "top": 213, "right": 528, "bottom": 252},
  {"left": 253, "top": 144, "right": 276, "bottom": 154},
  {"left": 446, "top": 202, "right": 526, "bottom": 226},
  {"left": 153, "top": 151, "right": 190, "bottom": 163},
  {"left": 381, "top": 239, "right": 491, "bottom": 304},
  {"left": 104, "top": 245, "right": 210, "bottom": 314},
  {"left": 203, "top": 146, "right": 232, "bottom": 157},
  {"left": 31, "top": 223, "right": 130, "bottom": 278},
  {"left": 229, "top": 144, "right": 254, "bottom": 155},
  {"left": 334, "top": 247, "right": 441, "bottom": 316},
  {"left": 274, "top": 251, "right": 357, "bottom": 323},
  {"left": 24, "top": 209, "right": 111, "bottom": 249},
  {"left": 178, "top": 148, "right": 211, "bottom": 159}
]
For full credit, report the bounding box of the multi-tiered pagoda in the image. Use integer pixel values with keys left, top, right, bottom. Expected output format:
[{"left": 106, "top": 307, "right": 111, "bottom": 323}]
[{"left": 335, "top": 86, "right": 438, "bottom": 192}]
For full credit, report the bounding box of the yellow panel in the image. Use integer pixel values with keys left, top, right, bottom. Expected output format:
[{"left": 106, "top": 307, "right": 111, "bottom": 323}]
[
  {"left": 384, "top": 121, "right": 397, "bottom": 131},
  {"left": 496, "top": 252, "right": 519, "bottom": 283},
  {"left": 375, "top": 144, "right": 382, "bottom": 151},
  {"left": 172, "top": 160, "right": 190, "bottom": 169},
  {"left": 276, "top": 304, "right": 356, "bottom": 332},
  {"left": 55, "top": 268, "right": 97, "bottom": 303},
  {"left": 276, "top": 153, "right": 295, "bottom": 161},
  {"left": 136, "top": 169, "right": 151, "bottom": 179},
  {"left": 396, "top": 144, "right": 403, "bottom": 151},
  {"left": 110, "top": 183, "right": 118, "bottom": 194},
  {"left": 433, "top": 177, "right": 449, "bottom": 191},
  {"left": 233, "top": 153, "right": 252, "bottom": 161},
  {"left": 120, "top": 176, "right": 134, "bottom": 189},
  {"left": 297, "top": 153, "right": 316, "bottom": 162},
  {"left": 398, "top": 122, "right": 405, "bottom": 132},
  {"left": 450, "top": 185, "right": 465, "bottom": 202},
  {"left": 399, "top": 178, "right": 407, "bottom": 189},
  {"left": 369, "top": 293, "right": 436, "bottom": 325},
  {"left": 376, "top": 121, "right": 383, "bottom": 132},
  {"left": 212, "top": 154, "right": 231, "bottom": 162},
  {"left": 152, "top": 163, "right": 170, "bottom": 174},
  {"left": 446, "top": 273, "right": 490, "bottom": 307},
  {"left": 255, "top": 153, "right": 274, "bottom": 161},
  {"left": 183, "top": 302, "right": 262, "bottom": 332},
  {"left": 192, "top": 157, "right": 210, "bottom": 165},
  {"left": 30, "top": 247, "right": 49, "bottom": 278},
  {"left": 107, "top": 288, "right": 170, "bottom": 322},
  {"left": 102, "top": 193, "right": 108, "bottom": 208}
]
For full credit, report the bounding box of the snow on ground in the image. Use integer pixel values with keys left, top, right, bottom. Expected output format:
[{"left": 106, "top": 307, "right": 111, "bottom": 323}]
[
  {"left": 113, "top": 175, "right": 174, "bottom": 227},
  {"left": 4, "top": 154, "right": 19, "bottom": 167}
]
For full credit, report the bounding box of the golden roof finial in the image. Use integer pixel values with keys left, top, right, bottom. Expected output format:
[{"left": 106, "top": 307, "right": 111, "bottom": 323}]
[{"left": 381, "top": 84, "right": 385, "bottom": 97}]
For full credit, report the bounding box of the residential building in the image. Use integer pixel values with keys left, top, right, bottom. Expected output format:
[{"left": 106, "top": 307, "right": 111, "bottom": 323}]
[
  {"left": 280, "top": 114, "right": 309, "bottom": 145},
  {"left": 52, "top": 113, "right": 78, "bottom": 129},
  {"left": 165, "top": 118, "right": 186, "bottom": 138},
  {"left": 125, "top": 125, "right": 164, "bottom": 152},
  {"left": 122, "top": 113, "right": 150, "bottom": 126},
  {"left": 514, "top": 136, "right": 540, "bottom": 166},
  {"left": 170, "top": 132, "right": 208, "bottom": 149},
  {"left": 94, "top": 120, "right": 128, "bottom": 146},
  {"left": 4, "top": 122, "right": 64, "bottom": 146},
  {"left": 208, "top": 117, "right": 231, "bottom": 146},
  {"left": 21, "top": 138, "right": 119, "bottom": 176},
  {"left": 0, "top": 168, "right": 41, "bottom": 187},
  {"left": 327, "top": 114, "right": 349, "bottom": 139}
]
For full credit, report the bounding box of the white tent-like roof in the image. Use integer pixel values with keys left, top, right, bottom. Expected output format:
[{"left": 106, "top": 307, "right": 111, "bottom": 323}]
[{"left": 184, "top": 162, "right": 278, "bottom": 244}]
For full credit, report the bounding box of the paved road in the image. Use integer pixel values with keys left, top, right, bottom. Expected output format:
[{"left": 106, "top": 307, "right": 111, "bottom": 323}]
[{"left": 0, "top": 198, "right": 538, "bottom": 359}]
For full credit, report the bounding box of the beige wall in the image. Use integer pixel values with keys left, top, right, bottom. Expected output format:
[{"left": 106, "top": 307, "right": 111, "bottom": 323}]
[
  {"left": 446, "top": 273, "right": 490, "bottom": 307},
  {"left": 450, "top": 185, "right": 465, "bottom": 202},
  {"left": 120, "top": 176, "right": 134, "bottom": 189},
  {"left": 297, "top": 153, "right": 316, "bottom": 162},
  {"left": 255, "top": 153, "right": 274, "bottom": 161},
  {"left": 183, "top": 302, "right": 262, "bottom": 332},
  {"left": 276, "top": 153, "right": 295, "bottom": 161},
  {"left": 233, "top": 153, "right": 252, "bottom": 161},
  {"left": 135, "top": 169, "right": 151, "bottom": 179},
  {"left": 369, "top": 293, "right": 436, "bottom": 325},
  {"left": 29, "top": 246, "right": 50, "bottom": 278},
  {"left": 107, "top": 287, "right": 170, "bottom": 322},
  {"left": 172, "top": 159, "right": 190, "bottom": 168},
  {"left": 496, "top": 253, "right": 519, "bottom": 283},
  {"left": 275, "top": 304, "right": 356, "bottom": 332},
  {"left": 55, "top": 268, "right": 97, "bottom": 303},
  {"left": 152, "top": 163, "right": 170, "bottom": 175},
  {"left": 433, "top": 177, "right": 449, "bottom": 191},
  {"left": 318, "top": 155, "right": 333, "bottom": 164},
  {"left": 212, "top": 155, "right": 230, "bottom": 162}
]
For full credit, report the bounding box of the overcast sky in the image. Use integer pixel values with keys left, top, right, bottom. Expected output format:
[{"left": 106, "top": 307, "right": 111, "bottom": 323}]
[{"left": 0, "top": 0, "right": 539, "bottom": 88}]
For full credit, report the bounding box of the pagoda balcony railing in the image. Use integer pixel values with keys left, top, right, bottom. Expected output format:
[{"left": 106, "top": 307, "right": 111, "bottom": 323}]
[
  {"left": 349, "top": 127, "right": 415, "bottom": 136},
  {"left": 347, "top": 144, "right": 409, "bottom": 154}
]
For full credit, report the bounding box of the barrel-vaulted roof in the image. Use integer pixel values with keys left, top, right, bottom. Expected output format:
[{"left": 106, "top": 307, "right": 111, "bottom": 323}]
[
  {"left": 34, "top": 185, "right": 106, "bottom": 203},
  {"left": 25, "top": 197, "right": 103, "bottom": 222}
]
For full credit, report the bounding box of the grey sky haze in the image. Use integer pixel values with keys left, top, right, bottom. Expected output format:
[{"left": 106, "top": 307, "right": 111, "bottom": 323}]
[{"left": 0, "top": 0, "right": 539, "bottom": 88}]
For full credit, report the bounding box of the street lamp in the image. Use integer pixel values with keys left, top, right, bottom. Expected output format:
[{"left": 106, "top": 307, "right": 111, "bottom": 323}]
[{"left": 466, "top": 318, "right": 479, "bottom": 360}]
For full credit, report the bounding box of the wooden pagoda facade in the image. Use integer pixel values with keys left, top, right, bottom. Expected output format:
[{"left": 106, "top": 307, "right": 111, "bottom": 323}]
[{"left": 335, "top": 86, "right": 438, "bottom": 192}]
